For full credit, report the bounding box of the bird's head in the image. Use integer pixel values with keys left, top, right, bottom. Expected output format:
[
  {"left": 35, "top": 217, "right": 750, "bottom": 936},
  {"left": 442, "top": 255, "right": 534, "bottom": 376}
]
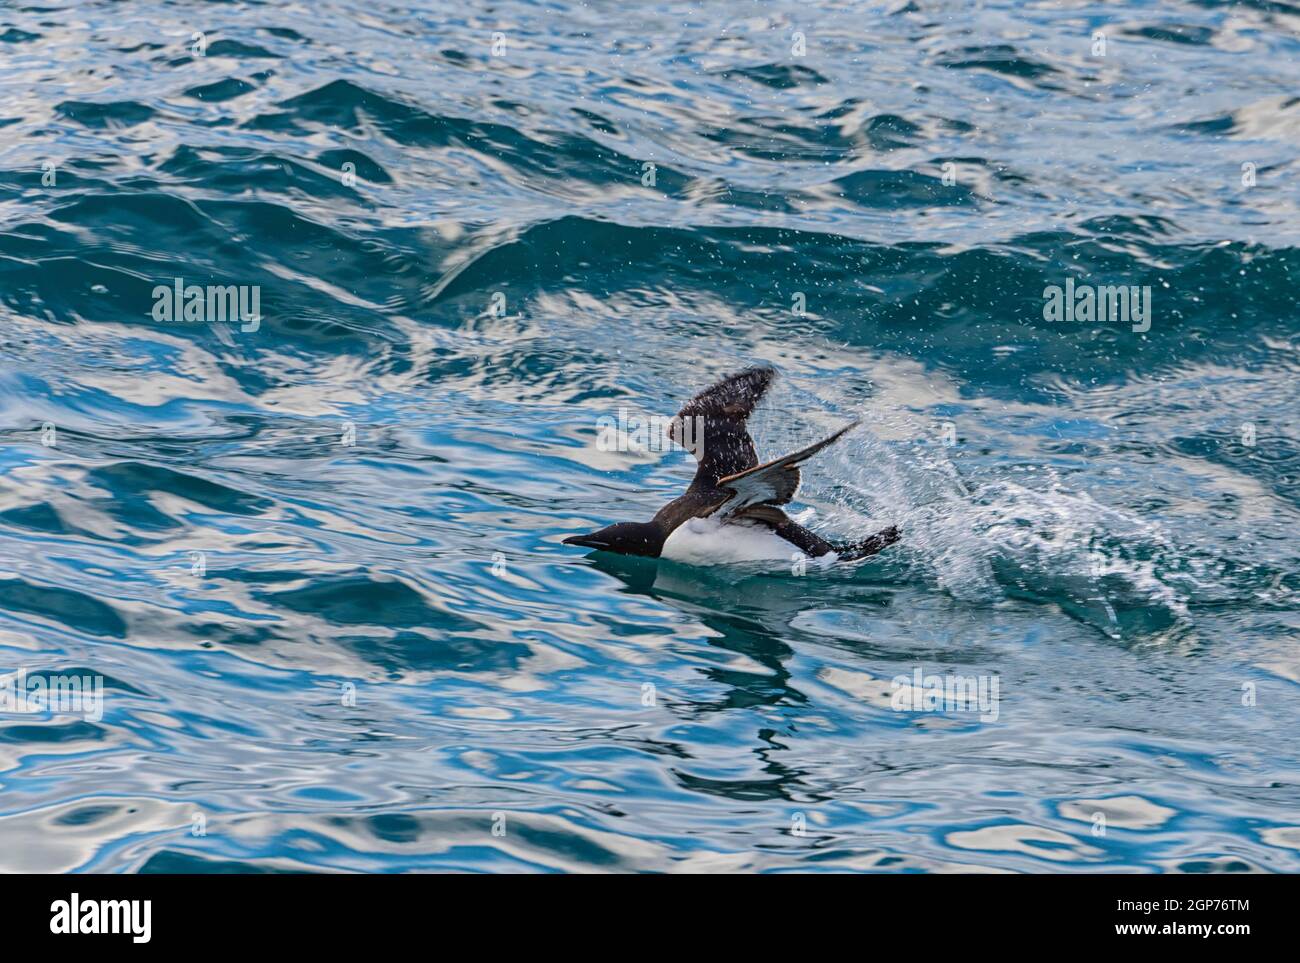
[{"left": 562, "top": 521, "right": 663, "bottom": 557}]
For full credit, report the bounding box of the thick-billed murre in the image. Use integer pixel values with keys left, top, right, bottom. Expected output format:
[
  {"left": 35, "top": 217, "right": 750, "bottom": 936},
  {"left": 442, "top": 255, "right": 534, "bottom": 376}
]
[{"left": 563, "top": 366, "right": 900, "bottom": 564}]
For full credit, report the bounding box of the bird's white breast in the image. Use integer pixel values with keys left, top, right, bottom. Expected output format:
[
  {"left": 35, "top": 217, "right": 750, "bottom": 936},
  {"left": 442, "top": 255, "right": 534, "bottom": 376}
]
[{"left": 660, "top": 516, "right": 800, "bottom": 566}]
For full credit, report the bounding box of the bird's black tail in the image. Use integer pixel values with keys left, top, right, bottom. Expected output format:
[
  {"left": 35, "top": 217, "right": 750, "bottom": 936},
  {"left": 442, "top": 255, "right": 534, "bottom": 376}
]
[{"left": 835, "top": 526, "right": 901, "bottom": 561}]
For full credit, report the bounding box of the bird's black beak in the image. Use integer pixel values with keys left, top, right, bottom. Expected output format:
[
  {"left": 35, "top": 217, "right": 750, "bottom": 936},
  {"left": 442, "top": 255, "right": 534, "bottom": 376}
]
[{"left": 563, "top": 534, "right": 608, "bottom": 550}]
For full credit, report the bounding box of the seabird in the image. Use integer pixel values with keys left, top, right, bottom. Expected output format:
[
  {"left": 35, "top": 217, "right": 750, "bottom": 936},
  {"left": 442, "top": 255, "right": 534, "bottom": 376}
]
[{"left": 563, "top": 366, "right": 900, "bottom": 565}]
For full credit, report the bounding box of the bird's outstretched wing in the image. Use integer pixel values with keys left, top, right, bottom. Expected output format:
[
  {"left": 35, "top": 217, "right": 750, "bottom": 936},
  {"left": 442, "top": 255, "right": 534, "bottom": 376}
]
[
  {"left": 670, "top": 366, "right": 776, "bottom": 489},
  {"left": 712, "top": 421, "right": 858, "bottom": 516}
]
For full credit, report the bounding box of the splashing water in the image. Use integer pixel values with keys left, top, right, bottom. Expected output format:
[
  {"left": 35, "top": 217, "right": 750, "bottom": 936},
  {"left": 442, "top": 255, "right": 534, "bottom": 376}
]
[{"left": 1, "top": 0, "right": 1298, "bottom": 873}]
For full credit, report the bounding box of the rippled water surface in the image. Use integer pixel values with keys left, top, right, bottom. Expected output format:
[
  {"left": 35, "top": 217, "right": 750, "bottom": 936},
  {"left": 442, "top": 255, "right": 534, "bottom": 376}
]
[{"left": 1, "top": 0, "right": 1299, "bottom": 872}]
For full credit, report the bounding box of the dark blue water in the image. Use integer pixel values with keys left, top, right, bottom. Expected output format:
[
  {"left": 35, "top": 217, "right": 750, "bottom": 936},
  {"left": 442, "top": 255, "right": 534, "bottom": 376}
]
[{"left": 1, "top": 0, "right": 1298, "bottom": 872}]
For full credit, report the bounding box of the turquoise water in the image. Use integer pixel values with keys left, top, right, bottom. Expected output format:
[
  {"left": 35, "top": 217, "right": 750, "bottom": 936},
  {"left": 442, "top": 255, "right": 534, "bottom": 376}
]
[{"left": 1, "top": 0, "right": 1298, "bottom": 872}]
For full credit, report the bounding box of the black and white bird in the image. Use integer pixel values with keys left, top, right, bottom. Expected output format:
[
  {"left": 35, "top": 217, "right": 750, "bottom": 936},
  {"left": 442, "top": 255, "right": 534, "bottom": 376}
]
[{"left": 563, "top": 366, "right": 899, "bottom": 565}]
